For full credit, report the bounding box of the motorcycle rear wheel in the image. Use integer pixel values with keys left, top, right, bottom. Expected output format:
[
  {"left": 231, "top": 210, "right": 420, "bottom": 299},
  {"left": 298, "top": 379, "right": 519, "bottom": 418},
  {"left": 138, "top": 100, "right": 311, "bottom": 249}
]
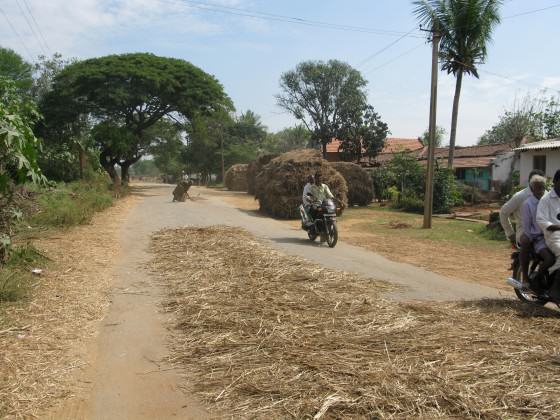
[{"left": 512, "top": 262, "right": 548, "bottom": 306}]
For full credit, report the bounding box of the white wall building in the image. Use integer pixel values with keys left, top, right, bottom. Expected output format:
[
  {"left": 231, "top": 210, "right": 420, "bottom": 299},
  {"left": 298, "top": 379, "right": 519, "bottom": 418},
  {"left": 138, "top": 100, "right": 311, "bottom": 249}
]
[{"left": 515, "top": 139, "right": 560, "bottom": 186}]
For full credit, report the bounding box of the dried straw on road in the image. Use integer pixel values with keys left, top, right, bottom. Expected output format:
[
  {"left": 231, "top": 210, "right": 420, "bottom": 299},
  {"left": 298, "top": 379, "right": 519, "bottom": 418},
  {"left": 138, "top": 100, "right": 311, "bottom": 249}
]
[{"left": 150, "top": 226, "right": 560, "bottom": 419}]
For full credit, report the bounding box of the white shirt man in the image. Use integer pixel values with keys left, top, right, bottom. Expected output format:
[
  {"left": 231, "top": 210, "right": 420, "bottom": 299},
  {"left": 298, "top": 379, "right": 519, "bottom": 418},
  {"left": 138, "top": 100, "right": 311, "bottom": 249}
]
[
  {"left": 536, "top": 177, "right": 560, "bottom": 273},
  {"left": 500, "top": 170, "right": 544, "bottom": 243}
]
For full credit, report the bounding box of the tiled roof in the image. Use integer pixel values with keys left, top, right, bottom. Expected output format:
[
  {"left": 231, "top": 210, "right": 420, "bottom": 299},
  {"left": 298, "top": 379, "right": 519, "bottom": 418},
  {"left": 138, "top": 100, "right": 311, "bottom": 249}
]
[
  {"left": 417, "top": 142, "right": 513, "bottom": 160},
  {"left": 327, "top": 137, "right": 422, "bottom": 154},
  {"left": 514, "top": 138, "right": 560, "bottom": 151},
  {"left": 419, "top": 157, "right": 495, "bottom": 169}
]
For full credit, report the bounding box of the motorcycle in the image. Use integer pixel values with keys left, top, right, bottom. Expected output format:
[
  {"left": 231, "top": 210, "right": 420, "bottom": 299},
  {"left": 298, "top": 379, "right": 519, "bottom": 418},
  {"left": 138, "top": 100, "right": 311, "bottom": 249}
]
[
  {"left": 298, "top": 196, "right": 338, "bottom": 248},
  {"left": 509, "top": 246, "right": 560, "bottom": 307}
]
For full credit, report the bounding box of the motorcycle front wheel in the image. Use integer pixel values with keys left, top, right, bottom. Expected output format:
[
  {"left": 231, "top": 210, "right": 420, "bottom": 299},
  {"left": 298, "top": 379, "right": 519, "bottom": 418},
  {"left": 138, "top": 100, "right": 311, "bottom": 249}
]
[
  {"left": 308, "top": 229, "right": 318, "bottom": 241},
  {"left": 326, "top": 220, "right": 338, "bottom": 248}
]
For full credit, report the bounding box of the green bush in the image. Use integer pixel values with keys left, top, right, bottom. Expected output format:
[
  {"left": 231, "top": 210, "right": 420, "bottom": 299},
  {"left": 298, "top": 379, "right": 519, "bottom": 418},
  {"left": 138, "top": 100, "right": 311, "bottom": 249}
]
[
  {"left": 398, "top": 193, "right": 424, "bottom": 213},
  {"left": 31, "top": 174, "right": 113, "bottom": 228},
  {"left": 433, "top": 168, "right": 460, "bottom": 213}
]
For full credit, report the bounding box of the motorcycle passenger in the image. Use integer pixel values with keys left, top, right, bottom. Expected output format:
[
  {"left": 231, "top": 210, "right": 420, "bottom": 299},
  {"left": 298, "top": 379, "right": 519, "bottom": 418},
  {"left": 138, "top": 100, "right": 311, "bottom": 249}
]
[
  {"left": 518, "top": 175, "right": 553, "bottom": 291},
  {"left": 500, "top": 169, "right": 545, "bottom": 283},
  {"left": 537, "top": 169, "right": 560, "bottom": 276},
  {"left": 302, "top": 174, "right": 315, "bottom": 224}
]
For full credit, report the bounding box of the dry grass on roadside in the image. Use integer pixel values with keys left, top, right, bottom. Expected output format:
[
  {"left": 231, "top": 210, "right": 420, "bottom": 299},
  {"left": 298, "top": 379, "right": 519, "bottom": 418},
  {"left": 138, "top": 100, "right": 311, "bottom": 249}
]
[
  {"left": 0, "top": 197, "right": 135, "bottom": 419},
  {"left": 150, "top": 226, "right": 560, "bottom": 419}
]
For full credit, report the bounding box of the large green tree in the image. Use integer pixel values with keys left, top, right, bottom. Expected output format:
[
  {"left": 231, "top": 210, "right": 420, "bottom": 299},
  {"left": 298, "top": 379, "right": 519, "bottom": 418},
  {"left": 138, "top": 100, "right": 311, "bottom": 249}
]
[
  {"left": 0, "top": 47, "right": 32, "bottom": 93},
  {"left": 276, "top": 60, "right": 368, "bottom": 158},
  {"left": 338, "top": 104, "right": 389, "bottom": 162},
  {"left": 42, "top": 53, "right": 232, "bottom": 188},
  {"left": 0, "top": 77, "right": 46, "bottom": 261},
  {"left": 479, "top": 95, "right": 560, "bottom": 146},
  {"left": 262, "top": 125, "right": 311, "bottom": 154},
  {"left": 413, "top": 0, "right": 502, "bottom": 168}
]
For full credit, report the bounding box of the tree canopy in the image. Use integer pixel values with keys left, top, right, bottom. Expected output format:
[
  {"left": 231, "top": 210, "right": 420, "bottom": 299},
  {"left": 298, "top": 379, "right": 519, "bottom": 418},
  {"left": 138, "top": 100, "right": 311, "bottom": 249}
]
[
  {"left": 276, "top": 60, "right": 368, "bottom": 157},
  {"left": 0, "top": 47, "right": 32, "bottom": 93},
  {"left": 42, "top": 53, "right": 233, "bottom": 186}
]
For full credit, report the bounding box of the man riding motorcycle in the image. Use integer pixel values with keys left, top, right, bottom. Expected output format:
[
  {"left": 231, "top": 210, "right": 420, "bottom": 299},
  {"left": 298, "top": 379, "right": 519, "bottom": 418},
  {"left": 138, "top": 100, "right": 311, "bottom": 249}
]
[{"left": 307, "top": 172, "right": 334, "bottom": 217}]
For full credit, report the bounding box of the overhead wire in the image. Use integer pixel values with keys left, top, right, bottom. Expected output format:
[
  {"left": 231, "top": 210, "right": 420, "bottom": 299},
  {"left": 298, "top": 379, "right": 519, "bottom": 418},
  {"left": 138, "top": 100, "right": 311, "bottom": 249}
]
[
  {"left": 14, "top": 0, "right": 46, "bottom": 55},
  {"left": 364, "top": 42, "right": 426, "bottom": 75},
  {"left": 0, "top": 7, "right": 34, "bottom": 61},
  {"left": 21, "top": 0, "right": 51, "bottom": 53},
  {"left": 503, "top": 3, "right": 560, "bottom": 19},
  {"left": 357, "top": 27, "right": 419, "bottom": 68},
  {"left": 157, "top": 0, "right": 424, "bottom": 38}
]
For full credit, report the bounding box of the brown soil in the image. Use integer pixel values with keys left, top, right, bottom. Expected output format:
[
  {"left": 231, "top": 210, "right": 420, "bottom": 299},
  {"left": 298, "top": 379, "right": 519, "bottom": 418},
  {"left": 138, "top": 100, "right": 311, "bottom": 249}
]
[{"left": 216, "top": 190, "right": 511, "bottom": 291}]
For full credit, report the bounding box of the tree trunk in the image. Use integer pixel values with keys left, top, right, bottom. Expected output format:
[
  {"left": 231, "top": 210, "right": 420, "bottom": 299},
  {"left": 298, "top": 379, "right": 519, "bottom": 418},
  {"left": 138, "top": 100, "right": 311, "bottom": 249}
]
[
  {"left": 448, "top": 69, "right": 463, "bottom": 169},
  {"left": 99, "top": 150, "right": 121, "bottom": 195},
  {"left": 78, "top": 146, "right": 87, "bottom": 179},
  {"left": 119, "top": 155, "right": 142, "bottom": 186},
  {"left": 322, "top": 141, "right": 327, "bottom": 159}
]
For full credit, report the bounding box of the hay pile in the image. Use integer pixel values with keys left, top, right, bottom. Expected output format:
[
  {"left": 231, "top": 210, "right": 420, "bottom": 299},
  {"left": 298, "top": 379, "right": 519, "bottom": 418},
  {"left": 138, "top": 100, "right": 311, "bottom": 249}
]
[
  {"left": 224, "top": 164, "right": 248, "bottom": 191},
  {"left": 150, "top": 226, "right": 560, "bottom": 419},
  {"left": 172, "top": 180, "right": 192, "bottom": 202},
  {"left": 247, "top": 154, "right": 279, "bottom": 195},
  {"left": 331, "top": 162, "right": 374, "bottom": 206},
  {"left": 254, "top": 149, "right": 348, "bottom": 219}
]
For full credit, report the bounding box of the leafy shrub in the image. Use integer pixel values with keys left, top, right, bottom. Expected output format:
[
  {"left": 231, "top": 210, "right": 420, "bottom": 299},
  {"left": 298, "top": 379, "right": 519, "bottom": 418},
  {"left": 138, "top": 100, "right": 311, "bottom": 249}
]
[
  {"left": 433, "top": 168, "right": 461, "bottom": 213},
  {"left": 398, "top": 193, "right": 424, "bottom": 213},
  {"left": 31, "top": 174, "right": 113, "bottom": 227}
]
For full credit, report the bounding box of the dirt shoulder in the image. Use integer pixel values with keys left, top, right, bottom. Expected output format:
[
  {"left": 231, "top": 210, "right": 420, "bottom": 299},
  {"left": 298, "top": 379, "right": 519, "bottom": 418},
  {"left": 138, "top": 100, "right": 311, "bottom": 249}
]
[
  {"left": 214, "top": 189, "right": 511, "bottom": 291},
  {"left": 0, "top": 195, "right": 137, "bottom": 418}
]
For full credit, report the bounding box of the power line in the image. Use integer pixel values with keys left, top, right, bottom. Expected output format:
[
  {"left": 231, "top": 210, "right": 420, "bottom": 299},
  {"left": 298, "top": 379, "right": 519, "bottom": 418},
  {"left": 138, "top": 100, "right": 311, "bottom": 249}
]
[
  {"left": 157, "top": 0, "right": 424, "bottom": 38},
  {"left": 357, "top": 27, "right": 419, "bottom": 68},
  {"left": 14, "top": 0, "right": 46, "bottom": 55},
  {"left": 0, "top": 7, "right": 34, "bottom": 61},
  {"left": 503, "top": 3, "right": 560, "bottom": 19},
  {"left": 364, "top": 42, "right": 425, "bottom": 75},
  {"left": 21, "top": 0, "right": 51, "bottom": 53}
]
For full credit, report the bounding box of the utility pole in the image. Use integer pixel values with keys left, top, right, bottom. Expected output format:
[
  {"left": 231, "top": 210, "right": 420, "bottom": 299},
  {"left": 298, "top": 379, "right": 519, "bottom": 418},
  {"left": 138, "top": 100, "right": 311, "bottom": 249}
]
[
  {"left": 220, "top": 130, "right": 225, "bottom": 185},
  {"left": 423, "top": 24, "right": 441, "bottom": 229}
]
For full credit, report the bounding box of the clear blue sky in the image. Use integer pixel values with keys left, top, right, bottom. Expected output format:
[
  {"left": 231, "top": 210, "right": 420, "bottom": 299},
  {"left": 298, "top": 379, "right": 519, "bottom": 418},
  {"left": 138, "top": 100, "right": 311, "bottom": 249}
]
[{"left": 1, "top": 0, "right": 559, "bottom": 145}]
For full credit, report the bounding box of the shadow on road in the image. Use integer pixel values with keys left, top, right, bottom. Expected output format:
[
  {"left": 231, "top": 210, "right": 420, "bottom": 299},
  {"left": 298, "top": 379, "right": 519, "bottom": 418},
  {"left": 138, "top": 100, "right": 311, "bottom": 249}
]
[
  {"left": 271, "top": 236, "right": 323, "bottom": 246},
  {"left": 459, "top": 298, "right": 560, "bottom": 318},
  {"left": 129, "top": 184, "right": 170, "bottom": 198}
]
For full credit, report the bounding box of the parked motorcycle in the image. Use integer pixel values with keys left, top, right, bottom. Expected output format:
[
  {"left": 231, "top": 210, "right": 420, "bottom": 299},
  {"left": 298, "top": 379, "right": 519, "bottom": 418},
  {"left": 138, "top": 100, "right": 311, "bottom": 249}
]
[
  {"left": 509, "top": 246, "right": 560, "bottom": 306},
  {"left": 299, "top": 197, "right": 338, "bottom": 248}
]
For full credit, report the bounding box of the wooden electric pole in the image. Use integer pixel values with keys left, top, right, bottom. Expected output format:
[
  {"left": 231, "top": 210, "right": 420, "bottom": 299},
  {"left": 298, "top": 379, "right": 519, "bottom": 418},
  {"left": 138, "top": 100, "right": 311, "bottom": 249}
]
[{"left": 423, "top": 25, "right": 441, "bottom": 229}]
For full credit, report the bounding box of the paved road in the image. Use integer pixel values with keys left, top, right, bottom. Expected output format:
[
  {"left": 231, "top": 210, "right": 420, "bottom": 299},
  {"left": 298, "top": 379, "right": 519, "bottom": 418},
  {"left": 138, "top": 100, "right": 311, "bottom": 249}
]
[{"left": 151, "top": 184, "right": 506, "bottom": 301}]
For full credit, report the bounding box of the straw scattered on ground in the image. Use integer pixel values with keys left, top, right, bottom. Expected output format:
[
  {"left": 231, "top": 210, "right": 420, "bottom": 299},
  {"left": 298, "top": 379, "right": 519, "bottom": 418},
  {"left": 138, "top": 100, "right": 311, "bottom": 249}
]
[
  {"left": 0, "top": 196, "right": 136, "bottom": 419},
  {"left": 149, "top": 226, "right": 560, "bottom": 419}
]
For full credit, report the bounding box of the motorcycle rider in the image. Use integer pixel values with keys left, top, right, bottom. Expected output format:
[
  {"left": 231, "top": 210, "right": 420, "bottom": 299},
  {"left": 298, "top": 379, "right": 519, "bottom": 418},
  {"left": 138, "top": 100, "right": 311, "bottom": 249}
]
[
  {"left": 500, "top": 169, "right": 545, "bottom": 283},
  {"left": 308, "top": 172, "right": 334, "bottom": 219},
  {"left": 516, "top": 175, "right": 553, "bottom": 291}
]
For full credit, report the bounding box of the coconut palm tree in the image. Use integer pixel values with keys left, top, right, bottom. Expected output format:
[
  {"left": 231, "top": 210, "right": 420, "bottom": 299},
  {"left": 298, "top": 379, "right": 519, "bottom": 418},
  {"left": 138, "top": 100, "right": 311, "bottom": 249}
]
[{"left": 413, "top": 0, "right": 502, "bottom": 168}]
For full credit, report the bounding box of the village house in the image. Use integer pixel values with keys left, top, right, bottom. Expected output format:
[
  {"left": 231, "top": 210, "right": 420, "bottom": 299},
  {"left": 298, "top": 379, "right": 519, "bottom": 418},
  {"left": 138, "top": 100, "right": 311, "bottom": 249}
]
[
  {"left": 515, "top": 138, "right": 560, "bottom": 185},
  {"left": 417, "top": 143, "right": 516, "bottom": 192},
  {"left": 324, "top": 137, "right": 423, "bottom": 164}
]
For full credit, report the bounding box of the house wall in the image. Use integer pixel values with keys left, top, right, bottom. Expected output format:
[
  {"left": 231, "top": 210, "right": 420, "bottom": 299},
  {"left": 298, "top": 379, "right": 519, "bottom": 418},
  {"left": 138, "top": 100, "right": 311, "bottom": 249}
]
[
  {"left": 464, "top": 168, "right": 490, "bottom": 190},
  {"left": 519, "top": 150, "right": 560, "bottom": 185},
  {"left": 492, "top": 152, "right": 516, "bottom": 183}
]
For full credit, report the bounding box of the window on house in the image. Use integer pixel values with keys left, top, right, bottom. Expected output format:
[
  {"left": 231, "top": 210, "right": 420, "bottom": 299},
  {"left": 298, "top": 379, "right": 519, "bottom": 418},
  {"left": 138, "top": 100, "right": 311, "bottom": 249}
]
[{"left": 533, "top": 155, "right": 546, "bottom": 173}]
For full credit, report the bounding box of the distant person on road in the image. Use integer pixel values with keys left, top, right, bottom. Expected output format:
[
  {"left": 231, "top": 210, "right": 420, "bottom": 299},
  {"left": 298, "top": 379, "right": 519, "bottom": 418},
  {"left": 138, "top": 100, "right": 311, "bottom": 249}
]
[
  {"left": 500, "top": 169, "right": 545, "bottom": 281},
  {"left": 514, "top": 175, "right": 553, "bottom": 291}
]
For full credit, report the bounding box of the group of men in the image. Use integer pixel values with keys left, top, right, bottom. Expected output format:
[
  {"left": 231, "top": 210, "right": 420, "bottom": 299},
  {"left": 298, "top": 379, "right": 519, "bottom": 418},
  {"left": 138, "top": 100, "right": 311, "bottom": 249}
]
[{"left": 500, "top": 169, "right": 560, "bottom": 292}]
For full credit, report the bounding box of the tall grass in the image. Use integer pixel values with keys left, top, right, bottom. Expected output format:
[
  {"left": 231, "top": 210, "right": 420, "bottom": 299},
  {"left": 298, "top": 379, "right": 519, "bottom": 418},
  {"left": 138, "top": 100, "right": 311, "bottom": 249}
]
[{"left": 31, "top": 175, "right": 113, "bottom": 227}]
